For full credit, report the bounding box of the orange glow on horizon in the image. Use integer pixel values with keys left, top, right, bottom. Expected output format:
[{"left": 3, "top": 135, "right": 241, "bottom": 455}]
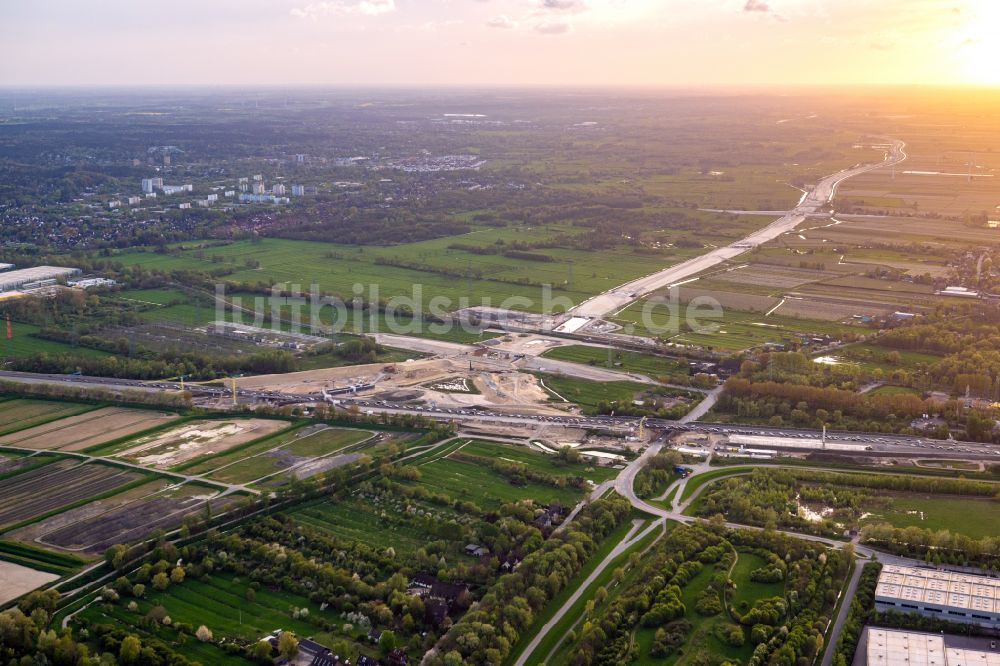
[{"left": 957, "top": 1, "right": 1000, "bottom": 84}]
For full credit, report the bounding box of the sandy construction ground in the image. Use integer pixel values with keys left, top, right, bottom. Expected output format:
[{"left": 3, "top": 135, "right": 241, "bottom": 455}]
[
  {"left": 488, "top": 334, "right": 581, "bottom": 357},
  {"left": 0, "top": 561, "right": 59, "bottom": 605},
  {"left": 0, "top": 407, "right": 178, "bottom": 451},
  {"left": 234, "top": 358, "right": 453, "bottom": 394},
  {"left": 115, "top": 418, "right": 288, "bottom": 469}
]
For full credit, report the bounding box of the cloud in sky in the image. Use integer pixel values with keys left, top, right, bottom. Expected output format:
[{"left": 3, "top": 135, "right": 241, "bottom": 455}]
[
  {"left": 540, "top": 0, "right": 586, "bottom": 11},
  {"left": 742, "top": 0, "right": 787, "bottom": 21},
  {"left": 743, "top": 0, "right": 771, "bottom": 12},
  {"left": 486, "top": 14, "right": 517, "bottom": 29},
  {"left": 0, "top": 0, "right": 989, "bottom": 86},
  {"left": 533, "top": 20, "right": 570, "bottom": 34},
  {"left": 291, "top": 0, "right": 395, "bottom": 19}
]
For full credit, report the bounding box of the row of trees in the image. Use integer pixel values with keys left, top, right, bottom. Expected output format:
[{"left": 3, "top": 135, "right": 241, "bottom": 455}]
[
  {"left": 557, "top": 522, "right": 849, "bottom": 665},
  {"left": 832, "top": 562, "right": 882, "bottom": 666},
  {"left": 694, "top": 468, "right": 868, "bottom": 538},
  {"left": 426, "top": 496, "right": 634, "bottom": 665},
  {"left": 861, "top": 523, "right": 1000, "bottom": 568}
]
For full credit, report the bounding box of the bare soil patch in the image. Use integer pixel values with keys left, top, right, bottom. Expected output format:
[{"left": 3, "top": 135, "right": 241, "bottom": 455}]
[
  {"left": 0, "top": 407, "right": 177, "bottom": 451},
  {"left": 114, "top": 419, "right": 288, "bottom": 469},
  {"left": 7, "top": 479, "right": 172, "bottom": 553},
  {"left": 0, "top": 461, "right": 144, "bottom": 527},
  {"left": 37, "top": 488, "right": 240, "bottom": 554},
  {"left": 0, "top": 561, "right": 59, "bottom": 605}
]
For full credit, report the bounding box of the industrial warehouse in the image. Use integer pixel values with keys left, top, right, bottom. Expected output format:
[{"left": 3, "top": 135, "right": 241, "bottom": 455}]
[
  {"left": 874, "top": 565, "right": 1000, "bottom": 629},
  {"left": 865, "top": 628, "right": 1000, "bottom": 666},
  {"left": 0, "top": 265, "right": 81, "bottom": 293}
]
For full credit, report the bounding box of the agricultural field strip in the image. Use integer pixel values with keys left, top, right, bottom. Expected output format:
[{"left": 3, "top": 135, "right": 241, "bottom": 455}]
[
  {"left": 0, "top": 407, "right": 179, "bottom": 451},
  {"left": 0, "top": 444, "right": 253, "bottom": 495},
  {"left": 113, "top": 418, "right": 290, "bottom": 470},
  {"left": 415, "top": 438, "right": 471, "bottom": 466},
  {"left": 410, "top": 454, "right": 584, "bottom": 509},
  {"left": 290, "top": 501, "right": 430, "bottom": 552},
  {"left": 0, "top": 460, "right": 146, "bottom": 527},
  {"left": 0, "top": 400, "right": 98, "bottom": 437},
  {"left": 0, "top": 407, "right": 118, "bottom": 446},
  {"left": 237, "top": 428, "right": 377, "bottom": 485},
  {"left": 7, "top": 478, "right": 172, "bottom": 551},
  {"left": 0, "top": 560, "right": 60, "bottom": 606},
  {"left": 36, "top": 491, "right": 227, "bottom": 554}
]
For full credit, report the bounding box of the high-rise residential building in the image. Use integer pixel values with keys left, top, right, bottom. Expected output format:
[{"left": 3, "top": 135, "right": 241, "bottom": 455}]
[
  {"left": 141, "top": 177, "right": 163, "bottom": 193},
  {"left": 291, "top": 184, "right": 305, "bottom": 196},
  {"left": 272, "top": 183, "right": 286, "bottom": 196}
]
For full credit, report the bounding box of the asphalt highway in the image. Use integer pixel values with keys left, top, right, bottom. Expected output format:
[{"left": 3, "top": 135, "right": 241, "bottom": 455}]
[
  {"left": 570, "top": 140, "right": 907, "bottom": 318},
  {"left": 3, "top": 348, "right": 999, "bottom": 462}
]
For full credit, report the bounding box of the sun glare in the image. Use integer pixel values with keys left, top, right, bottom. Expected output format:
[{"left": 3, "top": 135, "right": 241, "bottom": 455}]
[{"left": 957, "top": 0, "right": 1000, "bottom": 84}]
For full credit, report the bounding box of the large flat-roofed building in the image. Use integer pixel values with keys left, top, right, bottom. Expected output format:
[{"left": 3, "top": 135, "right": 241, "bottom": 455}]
[
  {"left": 947, "top": 646, "right": 1000, "bottom": 666},
  {"left": 865, "top": 628, "right": 1000, "bottom": 666},
  {"left": 874, "top": 565, "right": 1000, "bottom": 628},
  {"left": 0, "top": 266, "right": 81, "bottom": 293},
  {"left": 866, "top": 628, "right": 945, "bottom": 666}
]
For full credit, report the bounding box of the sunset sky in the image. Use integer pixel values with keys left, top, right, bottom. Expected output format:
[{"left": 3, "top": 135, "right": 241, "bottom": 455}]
[{"left": 2, "top": 0, "right": 998, "bottom": 87}]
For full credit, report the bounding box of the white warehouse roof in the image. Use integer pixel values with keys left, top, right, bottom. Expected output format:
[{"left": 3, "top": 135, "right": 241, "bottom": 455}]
[
  {"left": 866, "top": 629, "right": 1000, "bottom": 666},
  {"left": 0, "top": 266, "right": 80, "bottom": 292},
  {"left": 876, "top": 565, "right": 1000, "bottom": 615},
  {"left": 867, "top": 628, "right": 944, "bottom": 666}
]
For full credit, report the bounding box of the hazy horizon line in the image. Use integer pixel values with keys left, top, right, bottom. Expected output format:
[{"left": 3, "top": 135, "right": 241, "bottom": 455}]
[{"left": 2, "top": 82, "right": 999, "bottom": 93}]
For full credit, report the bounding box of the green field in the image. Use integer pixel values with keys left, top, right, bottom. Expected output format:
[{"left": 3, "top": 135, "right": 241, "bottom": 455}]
[
  {"left": 680, "top": 467, "right": 753, "bottom": 504},
  {"left": 861, "top": 494, "right": 1000, "bottom": 539},
  {"left": 536, "top": 372, "right": 650, "bottom": 408},
  {"left": 179, "top": 427, "right": 305, "bottom": 477},
  {"left": 115, "top": 287, "right": 189, "bottom": 305},
  {"left": 461, "top": 439, "right": 620, "bottom": 483},
  {"left": 0, "top": 399, "right": 97, "bottom": 436},
  {"left": 99, "top": 233, "right": 701, "bottom": 314},
  {"left": 728, "top": 551, "right": 784, "bottom": 611},
  {"left": 283, "top": 427, "right": 372, "bottom": 457},
  {"left": 540, "top": 345, "right": 686, "bottom": 378},
  {"left": 915, "top": 459, "right": 980, "bottom": 471},
  {"left": 120, "top": 284, "right": 500, "bottom": 346},
  {"left": 632, "top": 554, "right": 755, "bottom": 666},
  {"left": 613, "top": 302, "right": 857, "bottom": 351},
  {"left": 289, "top": 497, "right": 441, "bottom": 553},
  {"left": 201, "top": 427, "right": 374, "bottom": 484},
  {"left": 868, "top": 385, "right": 923, "bottom": 397},
  {"left": 76, "top": 573, "right": 370, "bottom": 665},
  {"left": 405, "top": 441, "right": 587, "bottom": 510},
  {"left": 0, "top": 322, "right": 111, "bottom": 359},
  {"left": 829, "top": 342, "right": 943, "bottom": 373}
]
